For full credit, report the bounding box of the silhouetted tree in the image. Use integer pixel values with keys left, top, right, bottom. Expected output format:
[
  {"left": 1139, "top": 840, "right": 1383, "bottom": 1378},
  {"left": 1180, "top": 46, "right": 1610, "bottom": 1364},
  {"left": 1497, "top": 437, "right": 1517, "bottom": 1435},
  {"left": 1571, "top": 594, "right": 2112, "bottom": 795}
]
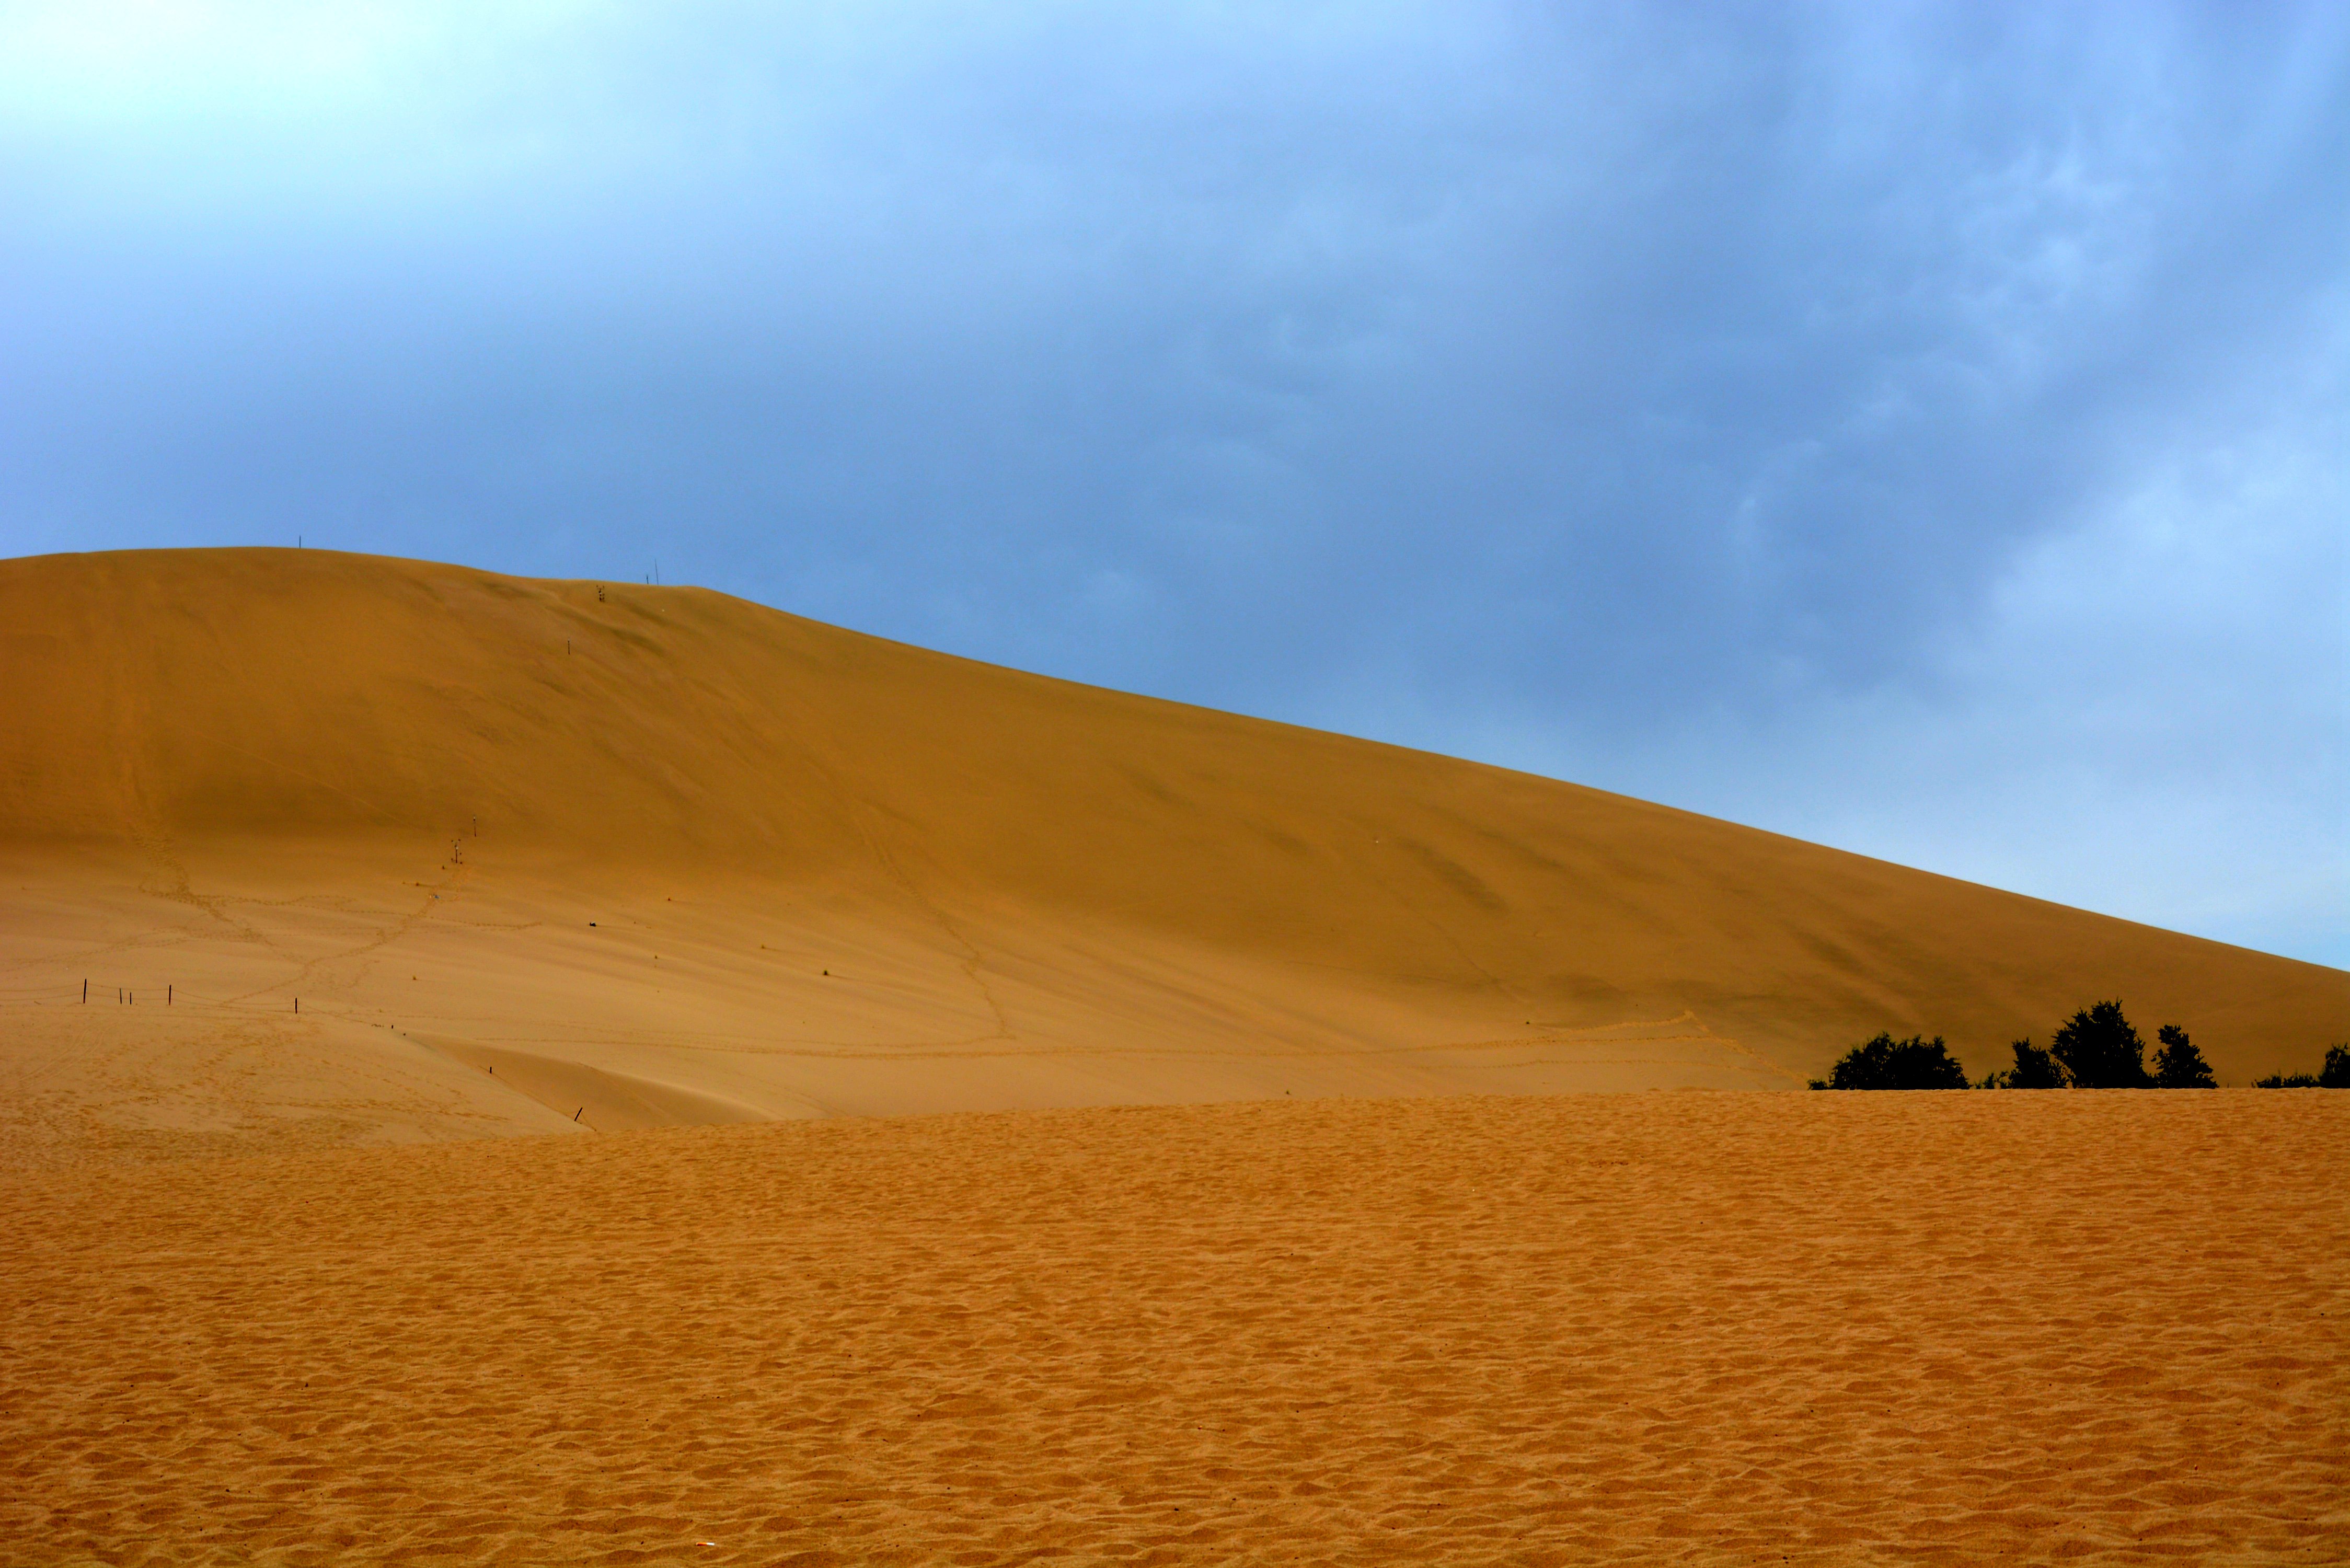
[
  {"left": 2263, "top": 1045, "right": 2350, "bottom": 1089},
  {"left": 1813, "top": 1033, "right": 1970, "bottom": 1090},
  {"left": 2151, "top": 1024, "right": 2215, "bottom": 1088},
  {"left": 1999, "top": 1037, "right": 2066, "bottom": 1089},
  {"left": 2051, "top": 1000, "right": 2152, "bottom": 1088}
]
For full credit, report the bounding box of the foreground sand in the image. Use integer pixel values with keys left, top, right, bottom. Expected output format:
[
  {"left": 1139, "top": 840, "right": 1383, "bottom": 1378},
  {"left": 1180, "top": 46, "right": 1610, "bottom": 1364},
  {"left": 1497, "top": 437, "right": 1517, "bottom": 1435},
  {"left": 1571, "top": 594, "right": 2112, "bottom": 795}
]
[{"left": 7, "top": 1089, "right": 2343, "bottom": 1565}]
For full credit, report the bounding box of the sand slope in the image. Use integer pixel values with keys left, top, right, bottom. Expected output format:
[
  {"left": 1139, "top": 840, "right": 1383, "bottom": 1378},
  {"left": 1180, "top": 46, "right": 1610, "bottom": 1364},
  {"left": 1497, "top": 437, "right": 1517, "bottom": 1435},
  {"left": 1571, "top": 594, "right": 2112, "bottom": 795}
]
[
  {"left": 6, "top": 1090, "right": 2344, "bottom": 1564},
  {"left": 2, "top": 546, "right": 2343, "bottom": 1147}
]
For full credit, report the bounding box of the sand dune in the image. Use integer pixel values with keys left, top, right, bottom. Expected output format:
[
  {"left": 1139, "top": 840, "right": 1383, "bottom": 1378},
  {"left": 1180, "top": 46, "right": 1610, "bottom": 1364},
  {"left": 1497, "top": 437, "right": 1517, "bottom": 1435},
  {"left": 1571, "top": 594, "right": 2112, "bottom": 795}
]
[
  {"left": 2, "top": 546, "right": 2344, "bottom": 1151},
  {"left": 6, "top": 1090, "right": 2344, "bottom": 1564},
  {"left": 6, "top": 548, "right": 2345, "bottom": 1563}
]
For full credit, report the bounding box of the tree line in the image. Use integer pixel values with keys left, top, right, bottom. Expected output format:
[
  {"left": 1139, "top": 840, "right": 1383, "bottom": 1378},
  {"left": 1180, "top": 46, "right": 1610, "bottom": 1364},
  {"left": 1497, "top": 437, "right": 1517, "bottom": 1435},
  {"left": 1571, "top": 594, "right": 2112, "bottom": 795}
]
[{"left": 1810, "top": 1000, "right": 2350, "bottom": 1090}]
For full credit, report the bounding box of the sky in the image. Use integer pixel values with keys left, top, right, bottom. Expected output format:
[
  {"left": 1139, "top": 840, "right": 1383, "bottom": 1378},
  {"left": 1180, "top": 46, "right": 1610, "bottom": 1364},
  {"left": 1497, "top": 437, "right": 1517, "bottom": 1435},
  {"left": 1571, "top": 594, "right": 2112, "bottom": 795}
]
[{"left": 3, "top": 2, "right": 2344, "bottom": 967}]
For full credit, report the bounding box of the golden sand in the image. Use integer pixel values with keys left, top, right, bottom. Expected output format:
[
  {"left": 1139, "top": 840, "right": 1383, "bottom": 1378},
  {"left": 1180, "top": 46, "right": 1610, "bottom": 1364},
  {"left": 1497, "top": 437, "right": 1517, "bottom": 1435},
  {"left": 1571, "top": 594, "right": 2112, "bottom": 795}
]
[
  {"left": 5, "top": 547, "right": 2345, "bottom": 1561},
  {"left": 7, "top": 1089, "right": 2344, "bottom": 1565}
]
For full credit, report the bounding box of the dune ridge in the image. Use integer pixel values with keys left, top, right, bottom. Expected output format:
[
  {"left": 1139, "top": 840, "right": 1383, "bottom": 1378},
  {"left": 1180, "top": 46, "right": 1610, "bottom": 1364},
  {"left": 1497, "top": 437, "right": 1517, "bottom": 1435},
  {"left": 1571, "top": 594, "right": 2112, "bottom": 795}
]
[{"left": 2, "top": 546, "right": 2343, "bottom": 1149}]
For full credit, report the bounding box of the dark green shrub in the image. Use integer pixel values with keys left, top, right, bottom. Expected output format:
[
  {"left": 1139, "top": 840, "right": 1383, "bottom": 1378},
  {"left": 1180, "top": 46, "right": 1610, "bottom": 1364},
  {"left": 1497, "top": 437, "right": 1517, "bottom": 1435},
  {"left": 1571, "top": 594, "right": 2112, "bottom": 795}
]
[
  {"left": 2051, "top": 1000, "right": 2152, "bottom": 1088},
  {"left": 2152, "top": 1024, "right": 2215, "bottom": 1088},
  {"left": 2257, "top": 1046, "right": 2350, "bottom": 1088},
  {"left": 1813, "top": 1032, "right": 1969, "bottom": 1090},
  {"left": 1997, "top": 1037, "right": 2066, "bottom": 1089}
]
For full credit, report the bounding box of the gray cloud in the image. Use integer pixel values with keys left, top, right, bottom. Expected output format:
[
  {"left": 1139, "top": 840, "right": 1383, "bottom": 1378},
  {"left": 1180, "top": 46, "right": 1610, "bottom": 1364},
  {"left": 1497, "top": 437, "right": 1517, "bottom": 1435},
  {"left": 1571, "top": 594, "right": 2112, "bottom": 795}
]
[{"left": 3, "top": 3, "right": 2343, "bottom": 962}]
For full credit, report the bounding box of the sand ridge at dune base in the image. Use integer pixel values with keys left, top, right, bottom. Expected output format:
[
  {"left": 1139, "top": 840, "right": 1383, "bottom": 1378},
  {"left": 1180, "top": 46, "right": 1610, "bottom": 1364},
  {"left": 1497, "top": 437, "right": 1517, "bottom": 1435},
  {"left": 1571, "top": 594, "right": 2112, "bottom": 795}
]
[{"left": 6, "top": 1089, "right": 2344, "bottom": 1565}]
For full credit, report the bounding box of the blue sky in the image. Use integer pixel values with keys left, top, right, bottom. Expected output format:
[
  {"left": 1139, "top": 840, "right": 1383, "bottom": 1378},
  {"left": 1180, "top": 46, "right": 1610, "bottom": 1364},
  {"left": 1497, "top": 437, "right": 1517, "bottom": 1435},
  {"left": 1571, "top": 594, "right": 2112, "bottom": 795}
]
[{"left": 3, "top": 3, "right": 2344, "bottom": 965}]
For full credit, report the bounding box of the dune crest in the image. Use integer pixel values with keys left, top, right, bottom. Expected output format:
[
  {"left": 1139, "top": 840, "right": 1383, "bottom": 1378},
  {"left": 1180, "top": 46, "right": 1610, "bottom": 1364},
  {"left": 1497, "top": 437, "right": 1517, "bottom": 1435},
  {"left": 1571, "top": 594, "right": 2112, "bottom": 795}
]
[{"left": 2, "top": 547, "right": 2341, "bottom": 1150}]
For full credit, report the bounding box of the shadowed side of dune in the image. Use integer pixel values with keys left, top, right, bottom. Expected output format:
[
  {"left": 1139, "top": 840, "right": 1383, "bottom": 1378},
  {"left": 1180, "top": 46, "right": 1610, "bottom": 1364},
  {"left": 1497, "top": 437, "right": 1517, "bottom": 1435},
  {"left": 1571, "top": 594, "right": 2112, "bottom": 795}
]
[{"left": 0, "top": 546, "right": 2342, "bottom": 1142}]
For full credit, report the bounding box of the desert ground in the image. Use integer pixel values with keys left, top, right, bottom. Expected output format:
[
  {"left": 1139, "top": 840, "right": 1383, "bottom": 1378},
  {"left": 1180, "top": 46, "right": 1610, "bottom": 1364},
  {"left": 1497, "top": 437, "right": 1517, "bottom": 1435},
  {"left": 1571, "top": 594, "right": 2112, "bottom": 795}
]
[
  {"left": 5, "top": 548, "right": 2347, "bottom": 1562},
  {"left": 6, "top": 1090, "right": 2345, "bottom": 1565}
]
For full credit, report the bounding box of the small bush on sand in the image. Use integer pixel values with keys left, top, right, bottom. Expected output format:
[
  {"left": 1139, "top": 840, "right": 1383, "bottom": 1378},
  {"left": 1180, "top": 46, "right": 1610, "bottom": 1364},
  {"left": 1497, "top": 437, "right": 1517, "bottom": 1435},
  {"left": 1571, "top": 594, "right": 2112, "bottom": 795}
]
[
  {"left": 1981, "top": 1037, "right": 2066, "bottom": 1089},
  {"left": 2051, "top": 1000, "right": 2152, "bottom": 1089},
  {"left": 2152, "top": 1024, "right": 2216, "bottom": 1089},
  {"left": 1812, "top": 1033, "right": 1969, "bottom": 1090},
  {"left": 2258, "top": 1046, "right": 2350, "bottom": 1089}
]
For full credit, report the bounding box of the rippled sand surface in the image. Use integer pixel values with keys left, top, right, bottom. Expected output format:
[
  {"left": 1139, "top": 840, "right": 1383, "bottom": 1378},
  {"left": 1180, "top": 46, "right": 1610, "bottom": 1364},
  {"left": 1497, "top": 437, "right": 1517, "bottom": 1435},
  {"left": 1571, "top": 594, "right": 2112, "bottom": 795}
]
[{"left": 7, "top": 1089, "right": 2344, "bottom": 1565}]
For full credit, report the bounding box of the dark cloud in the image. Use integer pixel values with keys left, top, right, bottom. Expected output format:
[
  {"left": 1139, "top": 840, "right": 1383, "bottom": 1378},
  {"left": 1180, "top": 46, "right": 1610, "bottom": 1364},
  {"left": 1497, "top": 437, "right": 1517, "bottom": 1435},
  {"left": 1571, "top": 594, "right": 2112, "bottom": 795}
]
[{"left": 2, "top": 3, "right": 2342, "bottom": 960}]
